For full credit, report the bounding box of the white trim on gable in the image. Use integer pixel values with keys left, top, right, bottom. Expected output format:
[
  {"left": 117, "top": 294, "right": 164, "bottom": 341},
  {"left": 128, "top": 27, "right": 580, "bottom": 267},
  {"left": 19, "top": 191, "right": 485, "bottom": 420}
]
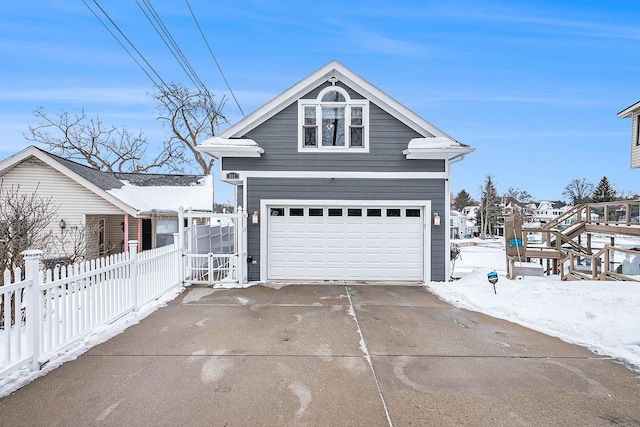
[
  {"left": 207, "top": 60, "right": 459, "bottom": 142},
  {"left": 0, "top": 146, "right": 138, "bottom": 216}
]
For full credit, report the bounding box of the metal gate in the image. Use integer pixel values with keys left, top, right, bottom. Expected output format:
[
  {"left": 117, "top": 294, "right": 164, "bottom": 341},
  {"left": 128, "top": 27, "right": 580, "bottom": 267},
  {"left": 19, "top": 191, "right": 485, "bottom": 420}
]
[{"left": 178, "top": 207, "right": 247, "bottom": 285}]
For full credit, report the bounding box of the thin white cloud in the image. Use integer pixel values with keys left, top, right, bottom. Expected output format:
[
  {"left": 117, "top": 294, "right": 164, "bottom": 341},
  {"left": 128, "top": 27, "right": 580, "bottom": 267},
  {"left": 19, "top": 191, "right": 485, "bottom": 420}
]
[
  {"left": 326, "top": 21, "right": 428, "bottom": 57},
  {"left": 468, "top": 131, "right": 628, "bottom": 140},
  {"left": 346, "top": 28, "right": 428, "bottom": 56},
  {"left": 411, "top": 92, "right": 607, "bottom": 107},
  {"left": 453, "top": 8, "right": 640, "bottom": 41},
  {"left": 0, "top": 87, "right": 153, "bottom": 104}
]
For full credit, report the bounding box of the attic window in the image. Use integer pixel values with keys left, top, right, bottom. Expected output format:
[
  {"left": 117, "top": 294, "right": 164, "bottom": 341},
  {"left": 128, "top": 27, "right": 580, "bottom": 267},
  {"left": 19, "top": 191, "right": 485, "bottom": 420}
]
[{"left": 299, "top": 86, "right": 368, "bottom": 152}]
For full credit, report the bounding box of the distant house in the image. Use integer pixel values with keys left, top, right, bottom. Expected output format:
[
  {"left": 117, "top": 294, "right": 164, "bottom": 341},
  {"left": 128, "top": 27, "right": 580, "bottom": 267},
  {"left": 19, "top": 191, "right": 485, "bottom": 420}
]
[
  {"left": 0, "top": 146, "right": 212, "bottom": 263},
  {"left": 617, "top": 101, "right": 640, "bottom": 168},
  {"left": 450, "top": 210, "right": 466, "bottom": 239},
  {"left": 197, "top": 61, "right": 473, "bottom": 282},
  {"left": 532, "top": 200, "right": 569, "bottom": 224}
]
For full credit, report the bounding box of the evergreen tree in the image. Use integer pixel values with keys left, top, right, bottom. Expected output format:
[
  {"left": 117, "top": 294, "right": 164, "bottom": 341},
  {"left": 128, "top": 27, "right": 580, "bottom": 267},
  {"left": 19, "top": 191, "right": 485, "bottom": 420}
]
[
  {"left": 478, "top": 176, "right": 501, "bottom": 239},
  {"left": 592, "top": 176, "right": 616, "bottom": 203},
  {"left": 453, "top": 189, "right": 474, "bottom": 211}
]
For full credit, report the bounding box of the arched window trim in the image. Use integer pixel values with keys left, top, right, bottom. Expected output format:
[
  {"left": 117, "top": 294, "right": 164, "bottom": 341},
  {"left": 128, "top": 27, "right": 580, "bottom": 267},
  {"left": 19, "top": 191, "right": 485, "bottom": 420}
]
[{"left": 298, "top": 85, "right": 369, "bottom": 153}]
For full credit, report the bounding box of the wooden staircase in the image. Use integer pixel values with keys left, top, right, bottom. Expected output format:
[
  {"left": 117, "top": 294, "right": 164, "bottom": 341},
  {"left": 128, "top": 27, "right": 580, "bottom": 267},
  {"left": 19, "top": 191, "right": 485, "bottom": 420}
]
[{"left": 505, "top": 200, "right": 640, "bottom": 281}]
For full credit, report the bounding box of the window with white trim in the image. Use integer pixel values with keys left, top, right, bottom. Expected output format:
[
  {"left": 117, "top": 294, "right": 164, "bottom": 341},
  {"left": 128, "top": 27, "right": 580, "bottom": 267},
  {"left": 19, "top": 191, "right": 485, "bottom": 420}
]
[{"left": 299, "top": 86, "right": 368, "bottom": 152}]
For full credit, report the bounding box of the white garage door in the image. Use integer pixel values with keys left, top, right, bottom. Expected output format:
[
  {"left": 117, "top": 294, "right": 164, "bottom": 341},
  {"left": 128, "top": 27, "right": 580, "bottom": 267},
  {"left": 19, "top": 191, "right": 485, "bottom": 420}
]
[{"left": 267, "top": 204, "right": 425, "bottom": 281}]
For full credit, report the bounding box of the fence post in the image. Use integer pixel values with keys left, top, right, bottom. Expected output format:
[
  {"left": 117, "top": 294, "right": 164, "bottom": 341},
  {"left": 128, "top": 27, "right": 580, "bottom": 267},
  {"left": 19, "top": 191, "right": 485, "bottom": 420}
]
[
  {"left": 22, "top": 249, "right": 43, "bottom": 371},
  {"left": 237, "top": 208, "right": 246, "bottom": 285},
  {"left": 128, "top": 240, "right": 139, "bottom": 310},
  {"left": 173, "top": 232, "right": 183, "bottom": 285}
]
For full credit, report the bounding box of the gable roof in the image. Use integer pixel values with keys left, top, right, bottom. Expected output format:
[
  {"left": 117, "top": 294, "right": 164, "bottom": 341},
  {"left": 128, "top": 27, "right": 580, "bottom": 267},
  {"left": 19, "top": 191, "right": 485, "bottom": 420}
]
[
  {"left": 217, "top": 60, "right": 457, "bottom": 140},
  {"left": 618, "top": 100, "right": 640, "bottom": 118},
  {"left": 0, "top": 146, "right": 212, "bottom": 215}
]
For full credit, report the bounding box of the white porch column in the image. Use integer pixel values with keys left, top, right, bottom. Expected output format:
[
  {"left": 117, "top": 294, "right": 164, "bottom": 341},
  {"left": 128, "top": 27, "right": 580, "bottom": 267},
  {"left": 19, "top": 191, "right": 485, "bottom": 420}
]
[{"left": 124, "top": 214, "right": 129, "bottom": 252}]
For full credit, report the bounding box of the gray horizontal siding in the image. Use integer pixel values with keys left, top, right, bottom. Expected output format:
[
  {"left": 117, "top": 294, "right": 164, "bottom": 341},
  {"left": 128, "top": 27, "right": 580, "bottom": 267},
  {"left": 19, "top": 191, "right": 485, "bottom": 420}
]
[
  {"left": 222, "top": 102, "right": 444, "bottom": 173},
  {"left": 246, "top": 177, "right": 446, "bottom": 282}
]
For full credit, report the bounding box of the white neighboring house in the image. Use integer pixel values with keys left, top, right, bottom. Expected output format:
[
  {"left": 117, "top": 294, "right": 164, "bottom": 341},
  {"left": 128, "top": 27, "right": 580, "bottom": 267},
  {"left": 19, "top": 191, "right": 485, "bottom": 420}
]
[
  {"left": 463, "top": 205, "right": 479, "bottom": 222},
  {"left": 450, "top": 210, "right": 467, "bottom": 239},
  {"left": 0, "top": 146, "right": 213, "bottom": 263},
  {"left": 532, "top": 201, "right": 570, "bottom": 224}
]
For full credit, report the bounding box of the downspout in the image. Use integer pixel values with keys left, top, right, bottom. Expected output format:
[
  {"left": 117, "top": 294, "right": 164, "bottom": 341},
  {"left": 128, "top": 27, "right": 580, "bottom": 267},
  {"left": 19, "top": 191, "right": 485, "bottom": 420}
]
[{"left": 445, "top": 153, "right": 468, "bottom": 280}]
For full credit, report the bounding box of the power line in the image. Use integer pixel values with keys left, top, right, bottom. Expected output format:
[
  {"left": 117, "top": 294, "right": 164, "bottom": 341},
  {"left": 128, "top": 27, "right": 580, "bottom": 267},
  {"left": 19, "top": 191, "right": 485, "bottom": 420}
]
[
  {"left": 185, "top": 0, "right": 245, "bottom": 116},
  {"left": 84, "top": 0, "right": 169, "bottom": 91},
  {"left": 136, "top": 0, "right": 208, "bottom": 93}
]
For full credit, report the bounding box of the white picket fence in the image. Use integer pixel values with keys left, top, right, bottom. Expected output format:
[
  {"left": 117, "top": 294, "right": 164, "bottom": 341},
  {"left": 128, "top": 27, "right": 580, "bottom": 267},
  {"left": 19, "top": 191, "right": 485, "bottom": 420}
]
[{"left": 0, "top": 240, "right": 180, "bottom": 379}]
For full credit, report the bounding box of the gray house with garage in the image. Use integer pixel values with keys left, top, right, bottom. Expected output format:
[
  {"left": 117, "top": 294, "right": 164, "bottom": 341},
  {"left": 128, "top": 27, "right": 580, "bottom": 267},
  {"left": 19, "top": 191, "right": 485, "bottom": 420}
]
[{"left": 196, "top": 61, "right": 473, "bottom": 283}]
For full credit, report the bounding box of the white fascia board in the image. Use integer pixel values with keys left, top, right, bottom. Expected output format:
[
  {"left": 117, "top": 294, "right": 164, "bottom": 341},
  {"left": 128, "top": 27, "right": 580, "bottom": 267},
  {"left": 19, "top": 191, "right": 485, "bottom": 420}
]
[
  {"left": 195, "top": 137, "right": 265, "bottom": 159},
  {"left": 618, "top": 100, "right": 640, "bottom": 118},
  {"left": 0, "top": 146, "right": 139, "bottom": 217},
  {"left": 217, "top": 60, "right": 459, "bottom": 140},
  {"left": 217, "top": 170, "right": 449, "bottom": 184},
  {"left": 403, "top": 137, "right": 475, "bottom": 160}
]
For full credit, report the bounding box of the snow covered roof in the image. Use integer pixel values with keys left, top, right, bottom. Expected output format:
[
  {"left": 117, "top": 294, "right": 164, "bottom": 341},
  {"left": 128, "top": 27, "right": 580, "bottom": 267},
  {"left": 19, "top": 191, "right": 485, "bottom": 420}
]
[
  {"left": 107, "top": 175, "right": 213, "bottom": 213},
  {"left": 195, "top": 137, "right": 264, "bottom": 160},
  {"left": 402, "top": 137, "right": 474, "bottom": 161},
  {"left": 0, "top": 146, "right": 212, "bottom": 216}
]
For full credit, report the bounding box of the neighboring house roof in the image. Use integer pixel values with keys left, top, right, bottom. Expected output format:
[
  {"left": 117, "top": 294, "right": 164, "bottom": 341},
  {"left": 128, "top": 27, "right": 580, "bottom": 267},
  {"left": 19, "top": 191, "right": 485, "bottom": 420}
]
[
  {"left": 198, "top": 60, "right": 473, "bottom": 161},
  {"left": 0, "top": 146, "right": 212, "bottom": 215},
  {"left": 617, "top": 100, "right": 640, "bottom": 118}
]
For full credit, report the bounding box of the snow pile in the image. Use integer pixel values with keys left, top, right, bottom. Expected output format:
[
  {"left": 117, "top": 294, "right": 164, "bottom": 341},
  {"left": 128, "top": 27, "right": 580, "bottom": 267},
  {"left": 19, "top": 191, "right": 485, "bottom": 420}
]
[{"left": 428, "top": 241, "right": 640, "bottom": 370}]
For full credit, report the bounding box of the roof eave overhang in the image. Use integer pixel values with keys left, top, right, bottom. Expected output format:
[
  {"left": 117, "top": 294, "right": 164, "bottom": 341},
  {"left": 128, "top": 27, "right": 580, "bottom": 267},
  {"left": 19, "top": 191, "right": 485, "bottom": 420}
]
[
  {"left": 617, "top": 100, "right": 640, "bottom": 118},
  {"left": 0, "top": 146, "right": 139, "bottom": 217},
  {"left": 195, "top": 137, "right": 265, "bottom": 160},
  {"left": 402, "top": 137, "right": 475, "bottom": 161}
]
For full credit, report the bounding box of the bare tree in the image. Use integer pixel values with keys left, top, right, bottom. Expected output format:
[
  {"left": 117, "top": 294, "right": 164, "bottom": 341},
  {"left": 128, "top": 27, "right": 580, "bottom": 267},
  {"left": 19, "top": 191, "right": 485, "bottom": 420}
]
[
  {"left": 563, "top": 178, "right": 594, "bottom": 205},
  {"left": 25, "top": 107, "right": 183, "bottom": 173},
  {"left": 153, "top": 83, "right": 228, "bottom": 175},
  {"left": 617, "top": 189, "right": 640, "bottom": 200},
  {"left": 504, "top": 187, "right": 535, "bottom": 222},
  {"left": 0, "top": 182, "right": 58, "bottom": 282}
]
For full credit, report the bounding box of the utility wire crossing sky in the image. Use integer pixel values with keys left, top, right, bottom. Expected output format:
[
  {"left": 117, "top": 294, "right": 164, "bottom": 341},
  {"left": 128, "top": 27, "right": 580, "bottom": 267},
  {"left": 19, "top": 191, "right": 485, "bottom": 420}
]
[{"left": 1, "top": 1, "right": 639, "bottom": 203}]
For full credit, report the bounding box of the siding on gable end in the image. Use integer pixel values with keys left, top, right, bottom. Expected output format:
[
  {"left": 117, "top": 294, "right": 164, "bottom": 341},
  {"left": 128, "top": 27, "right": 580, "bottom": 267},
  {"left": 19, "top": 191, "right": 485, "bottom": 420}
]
[
  {"left": 0, "top": 158, "right": 127, "bottom": 258},
  {"left": 221, "top": 102, "right": 445, "bottom": 173},
  {"left": 245, "top": 177, "right": 446, "bottom": 281},
  {"left": 301, "top": 81, "right": 365, "bottom": 100}
]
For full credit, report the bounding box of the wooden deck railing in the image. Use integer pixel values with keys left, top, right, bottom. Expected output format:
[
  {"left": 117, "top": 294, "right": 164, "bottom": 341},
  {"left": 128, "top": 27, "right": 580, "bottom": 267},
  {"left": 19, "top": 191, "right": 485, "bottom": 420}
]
[{"left": 507, "top": 199, "right": 640, "bottom": 280}]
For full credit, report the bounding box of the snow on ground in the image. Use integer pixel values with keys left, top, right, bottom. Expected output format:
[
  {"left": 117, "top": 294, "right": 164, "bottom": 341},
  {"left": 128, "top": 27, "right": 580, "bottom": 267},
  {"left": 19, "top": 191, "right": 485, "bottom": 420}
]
[
  {"left": 2, "top": 238, "right": 639, "bottom": 398},
  {"left": 427, "top": 238, "right": 640, "bottom": 371}
]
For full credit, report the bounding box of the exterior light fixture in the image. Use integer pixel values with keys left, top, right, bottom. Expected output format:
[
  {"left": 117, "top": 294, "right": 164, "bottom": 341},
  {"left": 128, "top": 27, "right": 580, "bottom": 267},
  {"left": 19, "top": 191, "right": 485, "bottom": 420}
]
[
  {"left": 433, "top": 213, "right": 440, "bottom": 226},
  {"left": 252, "top": 211, "right": 259, "bottom": 224},
  {"left": 59, "top": 219, "right": 66, "bottom": 231}
]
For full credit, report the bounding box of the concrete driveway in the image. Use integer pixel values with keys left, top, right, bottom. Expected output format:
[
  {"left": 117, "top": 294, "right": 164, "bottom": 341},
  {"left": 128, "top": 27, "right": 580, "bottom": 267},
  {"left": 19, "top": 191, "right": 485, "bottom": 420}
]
[{"left": 0, "top": 284, "right": 639, "bottom": 426}]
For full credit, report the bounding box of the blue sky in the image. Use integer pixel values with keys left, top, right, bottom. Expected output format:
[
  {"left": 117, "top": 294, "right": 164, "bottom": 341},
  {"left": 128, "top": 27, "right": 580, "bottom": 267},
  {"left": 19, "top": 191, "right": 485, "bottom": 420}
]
[{"left": 1, "top": 1, "right": 639, "bottom": 203}]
